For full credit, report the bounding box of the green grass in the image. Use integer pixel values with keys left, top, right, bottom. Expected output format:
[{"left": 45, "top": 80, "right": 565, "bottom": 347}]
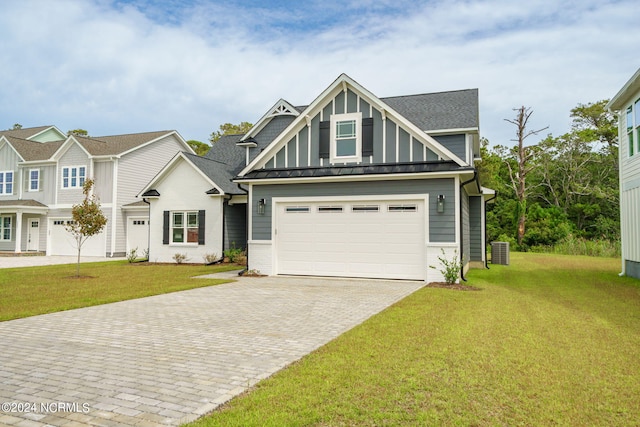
[
  {"left": 0, "top": 261, "right": 240, "bottom": 321},
  {"left": 188, "top": 252, "right": 640, "bottom": 426}
]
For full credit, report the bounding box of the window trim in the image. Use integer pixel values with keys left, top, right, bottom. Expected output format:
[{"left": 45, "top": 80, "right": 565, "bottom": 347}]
[
  {"left": 330, "top": 112, "right": 362, "bottom": 163},
  {"left": 28, "top": 168, "right": 40, "bottom": 192},
  {"left": 170, "top": 211, "right": 199, "bottom": 245},
  {"left": 0, "top": 171, "right": 14, "bottom": 195},
  {"left": 0, "top": 215, "right": 11, "bottom": 241},
  {"left": 61, "top": 166, "right": 86, "bottom": 189}
]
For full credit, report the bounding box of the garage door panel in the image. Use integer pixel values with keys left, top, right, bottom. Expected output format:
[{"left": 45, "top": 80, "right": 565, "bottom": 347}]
[
  {"left": 50, "top": 219, "right": 106, "bottom": 256},
  {"left": 276, "top": 199, "right": 425, "bottom": 280}
]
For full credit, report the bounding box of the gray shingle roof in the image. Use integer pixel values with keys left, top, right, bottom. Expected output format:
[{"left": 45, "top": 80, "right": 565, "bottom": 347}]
[
  {"left": 74, "top": 130, "right": 175, "bottom": 156},
  {"left": 3, "top": 136, "right": 64, "bottom": 161},
  {"left": 381, "top": 89, "right": 479, "bottom": 131},
  {"left": 183, "top": 152, "right": 246, "bottom": 195},
  {"left": 0, "top": 126, "right": 61, "bottom": 141},
  {"left": 204, "top": 134, "right": 246, "bottom": 175},
  {"left": 0, "top": 199, "right": 48, "bottom": 208}
]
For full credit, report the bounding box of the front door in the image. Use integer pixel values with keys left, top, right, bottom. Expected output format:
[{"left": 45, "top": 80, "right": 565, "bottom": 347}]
[{"left": 27, "top": 218, "right": 40, "bottom": 251}]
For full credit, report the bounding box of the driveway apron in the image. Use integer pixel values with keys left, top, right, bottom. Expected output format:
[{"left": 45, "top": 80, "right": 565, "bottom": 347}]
[{"left": 0, "top": 276, "right": 423, "bottom": 426}]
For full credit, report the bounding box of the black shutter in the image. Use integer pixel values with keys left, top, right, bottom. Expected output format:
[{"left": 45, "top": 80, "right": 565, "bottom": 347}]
[
  {"left": 319, "top": 120, "right": 330, "bottom": 158},
  {"left": 198, "top": 210, "right": 206, "bottom": 245},
  {"left": 362, "top": 117, "right": 373, "bottom": 157},
  {"left": 162, "top": 211, "right": 169, "bottom": 245}
]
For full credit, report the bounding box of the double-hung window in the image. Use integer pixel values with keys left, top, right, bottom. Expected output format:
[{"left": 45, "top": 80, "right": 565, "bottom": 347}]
[
  {"left": 0, "top": 171, "right": 13, "bottom": 194},
  {"left": 629, "top": 106, "right": 635, "bottom": 157},
  {"left": 171, "top": 211, "right": 199, "bottom": 244},
  {"left": 29, "top": 169, "right": 40, "bottom": 192},
  {"left": 635, "top": 99, "right": 640, "bottom": 155},
  {"left": 62, "top": 166, "right": 86, "bottom": 188},
  {"left": 330, "top": 112, "right": 362, "bottom": 163},
  {"left": 0, "top": 216, "right": 11, "bottom": 241}
]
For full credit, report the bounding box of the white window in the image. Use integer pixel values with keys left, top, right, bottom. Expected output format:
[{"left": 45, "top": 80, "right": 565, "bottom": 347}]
[
  {"left": 62, "top": 166, "right": 86, "bottom": 188},
  {"left": 628, "top": 106, "right": 634, "bottom": 157},
  {"left": 0, "top": 171, "right": 13, "bottom": 194},
  {"left": 330, "top": 112, "right": 362, "bottom": 163},
  {"left": 172, "top": 211, "right": 198, "bottom": 244},
  {"left": 0, "top": 216, "right": 11, "bottom": 241},
  {"left": 29, "top": 169, "right": 40, "bottom": 192}
]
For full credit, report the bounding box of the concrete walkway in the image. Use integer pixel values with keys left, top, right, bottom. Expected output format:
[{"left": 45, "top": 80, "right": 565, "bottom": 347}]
[
  {"left": 0, "top": 255, "right": 126, "bottom": 269},
  {"left": 0, "top": 275, "right": 424, "bottom": 426}
]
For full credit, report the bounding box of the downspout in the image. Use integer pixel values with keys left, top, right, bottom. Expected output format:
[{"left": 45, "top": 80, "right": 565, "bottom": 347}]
[
  {"left": 221, "top": 197, "right": 228, "bottom": 264},
  {"left": 484, "top": 192, "right": 498, "bottom": 269},
  {"left": 143, "top": 198, "right": 150, "bottom": 261},
  {"left": 459, "top": 170, "right": 478, "bottom": 282}
]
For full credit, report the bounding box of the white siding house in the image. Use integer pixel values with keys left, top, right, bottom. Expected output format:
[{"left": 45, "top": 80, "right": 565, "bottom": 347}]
[{"left": 607, "top": 68, "right": 640, "bottom": 278}]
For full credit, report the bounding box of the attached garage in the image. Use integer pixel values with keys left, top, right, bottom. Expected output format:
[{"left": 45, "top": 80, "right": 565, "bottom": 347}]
[
  {"left": 274, "top": 197, "right": 427, "bottom": 280},
  {"left": 49, "top": 219, "right": 106, "bottom": 256}
]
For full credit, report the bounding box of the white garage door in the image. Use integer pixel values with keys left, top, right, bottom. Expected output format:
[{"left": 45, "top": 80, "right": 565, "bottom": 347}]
[
  {"left": 275, "top": 198, "right": 426, "bottom": 280},
  {"left": 50, "top": 219, "right": 106, "bottom": 256},
  {"left": 127, "top": 217, "right": 149, "bottom": 254}
]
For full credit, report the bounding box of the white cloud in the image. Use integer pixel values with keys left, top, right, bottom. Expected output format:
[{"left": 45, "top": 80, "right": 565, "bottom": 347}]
[{"left": 0, "top": 0, "right": 637, "bottom": 145}]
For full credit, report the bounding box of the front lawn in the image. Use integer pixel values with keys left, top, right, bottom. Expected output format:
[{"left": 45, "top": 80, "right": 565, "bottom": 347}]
[
  {"left": 0, "top": 261, "right": 239, "bottom": 321},
  {"left": 189, "top": 253, "right": 640, "bottom": 426}
]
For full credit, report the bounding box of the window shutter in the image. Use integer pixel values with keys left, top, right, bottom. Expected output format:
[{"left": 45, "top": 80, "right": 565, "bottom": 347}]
[
  {"left": 198, "top": 210, "right": 205, "bottom": 245},
  {"left": 163, "top": 211, "right": 169, "bottom": 244},
  {"left": 362, "top": 117, "right": 373, "bottom": 157},
  {"left": 319, "top": 121, "right": 330, "bottom": 158}
]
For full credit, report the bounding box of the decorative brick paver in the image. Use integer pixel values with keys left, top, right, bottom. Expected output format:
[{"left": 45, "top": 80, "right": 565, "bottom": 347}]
[{"left": 0, "top": 275, "right": 423, "bottom": 426}]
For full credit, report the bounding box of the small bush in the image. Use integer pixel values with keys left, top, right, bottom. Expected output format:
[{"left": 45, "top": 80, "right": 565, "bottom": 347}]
[
  {"left": 223, "top": 247, "right": 244, "bottom": 263},
  {"left": 127, "top": 248, "right": 138, "bottom": 263},
  {"left": 234, "top": 253, "right": 247, "bottom": 266},
  {"left": 430, "top": 249, "right": 462, "bottom": 284},
  {"left": 173, "top": 253, "right": 188, "bottom": 264},
  {"left": 203, "top": 253, "right": 219, "bottom": 264}
]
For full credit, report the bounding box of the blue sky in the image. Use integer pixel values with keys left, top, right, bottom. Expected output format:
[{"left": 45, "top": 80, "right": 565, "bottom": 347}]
[{"left": 0, "top": 0, "right": 637, "bottom": 146}]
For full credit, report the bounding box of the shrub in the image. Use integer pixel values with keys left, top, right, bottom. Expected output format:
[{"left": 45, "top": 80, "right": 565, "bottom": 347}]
[
  {"left": 202, "top": 253, "right": 219, "bottom": 264},
  {"left": 173, "top": 253, "right": 188, "bottom": 264},
  {"left": 127, "top": 248, "right": 138, "bottom": 263},
  {"left": 429, "top": 249, "right": 462, "bottom": 284},
  {"left": 223, "top": 247, "right": 244, "bottom": 263}
]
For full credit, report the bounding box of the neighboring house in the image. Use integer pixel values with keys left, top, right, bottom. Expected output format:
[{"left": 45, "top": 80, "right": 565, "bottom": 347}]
[
  {"left": 0, "top": 126, "right": 193, "bottom": 257},
  {"left": 607, "top": 67, "right": 640, "bottom": 279},
  {"left": 138, "top": 147, "right": 247, "bottom": 263},
  {"left": 143, "top": 73, "right": 494, "bottom": 282}
]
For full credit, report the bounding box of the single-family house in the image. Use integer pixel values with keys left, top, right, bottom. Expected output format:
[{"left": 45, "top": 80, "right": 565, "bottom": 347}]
[
  {"left": 607, "top": 67, "right": 640, "bottom": 278},
  {"left": 142, "top": 74, "right": 494, "bottom": 282},
  {"left": 0, "top": 126, "right": 193, "bottom": 257}
]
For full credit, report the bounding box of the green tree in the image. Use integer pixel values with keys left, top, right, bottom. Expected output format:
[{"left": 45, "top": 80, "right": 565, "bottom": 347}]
[
  {"left": 67, "top": 129, "right": 88, "bottom": 137},
  {"left": 187, "top": 140, "right": 211, "bottom": 156},
  {"left": 65, "top": 179, "right": 107, "bottom": 277},
  {"left": 209, "top": 122, "right": 253, "bottom": 144},
  {"left": 12, "top": 123, "right": 22, "bottom": 130}
]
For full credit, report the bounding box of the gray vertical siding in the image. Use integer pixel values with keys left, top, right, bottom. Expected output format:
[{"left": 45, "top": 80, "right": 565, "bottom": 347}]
[
  {"left": 462, "top": 191, "right": 470, "bottom": 264},
  {"left": 413, "top": 139, "right": 424, "bottom": 162},
  {"left": 298, "top": 127, "right": 309, "bottom": 168},
  {"left": 372, "top": 109, "right": 384, "bottom": 163},
  {"left": 398, "top": 128, "right": 410, "bottom": 162},
  {"left": 224, "top": 202, "right": 247, "bottom": 251},
  {"left": 335, "top": 91, "right": 345, "bottom": 114},
  {"left": 347, "top": 89, "right": 358, "bottom": 113},
  {"left": 252, "top": 178, "right": 456, "bottom": 242},
  {"left": 310, "top": 114, "right": 320, "bottom": 166},
  {"left": 469, "top": 196, "right": 483, "bottom": 261},
  {"left": 433, "top": 134, "right": 466, "bottom": 162},
  {"left": 286, "top": 138, "right": 297, "bottom": 168},
  {"left": 385, "top": 120, "right": 397, "bottom": 162}
]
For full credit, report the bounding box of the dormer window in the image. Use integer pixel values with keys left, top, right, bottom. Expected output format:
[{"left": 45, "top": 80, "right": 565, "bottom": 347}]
[{"left": 330, "top": 112, "right": 362, "bottom": 163}]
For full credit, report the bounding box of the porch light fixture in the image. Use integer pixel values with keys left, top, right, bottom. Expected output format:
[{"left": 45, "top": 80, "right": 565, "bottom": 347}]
[
  {"left": 258, "top": 198, "right": 266, "bottom": 215},
  {"left": 437, "top": 194, "right": 445, "bottom": 213}
]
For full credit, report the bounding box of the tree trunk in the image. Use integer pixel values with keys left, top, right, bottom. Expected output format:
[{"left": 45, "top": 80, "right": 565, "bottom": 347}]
[{"left": 76, "top": 244, "right": 81, "bottom": 278}]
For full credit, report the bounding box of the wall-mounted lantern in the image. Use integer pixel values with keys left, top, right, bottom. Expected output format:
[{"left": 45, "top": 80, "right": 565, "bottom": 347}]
[
  {"left": 258, "top": 198, "right": 266, "bottom": 215},
  {"left": 437, "top": 194, "right": 445, "bottom": 213}
]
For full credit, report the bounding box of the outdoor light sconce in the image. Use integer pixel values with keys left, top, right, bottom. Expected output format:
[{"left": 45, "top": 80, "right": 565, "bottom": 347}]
[
  {"left": 437, "top": 194, "right": 445, "bottom": 213},
  {"left": 258, "top": 198, "right": 266, "bottom": 215}
]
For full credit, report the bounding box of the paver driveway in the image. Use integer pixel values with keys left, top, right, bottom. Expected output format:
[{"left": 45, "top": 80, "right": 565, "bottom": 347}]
[{"left": 0, "top": 275, "right": 424, "bottom": 426}]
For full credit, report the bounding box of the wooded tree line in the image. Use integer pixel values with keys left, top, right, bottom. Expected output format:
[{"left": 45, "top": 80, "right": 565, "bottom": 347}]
[{"left": 479, "top": 100, "right": 619, "bottom": 252}]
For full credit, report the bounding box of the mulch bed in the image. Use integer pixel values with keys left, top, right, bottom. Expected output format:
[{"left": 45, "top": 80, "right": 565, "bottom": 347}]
[{"left": 426, "top": 282, "right": 482, "bottom": 291}]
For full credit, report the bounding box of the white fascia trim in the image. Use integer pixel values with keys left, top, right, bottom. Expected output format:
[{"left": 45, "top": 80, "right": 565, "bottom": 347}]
[
  {"left": 121, "top": 204, "right": 150, "bottom": 211},
  {"left": 0, "top": 137, "right": 26, "bottom": 162},
  {"left": 607, "top": 68, "right": 640, "bottom": 112},
  {"left": 272, "top": 193, "right": 429, "bottom": 204},
  {"left": 241, "top": 99, "right": 300, "bottom": 140},
  {"left": 235, "top": 170, "right": 472, "bottom": 185},
  {"left": 427, "top": 127, "right": 479, "bottom": 135}
]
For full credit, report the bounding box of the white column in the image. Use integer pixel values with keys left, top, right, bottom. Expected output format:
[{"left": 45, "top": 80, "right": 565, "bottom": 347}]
[{"left": 14, "top": 210, "right": 22, "bottom": 253}]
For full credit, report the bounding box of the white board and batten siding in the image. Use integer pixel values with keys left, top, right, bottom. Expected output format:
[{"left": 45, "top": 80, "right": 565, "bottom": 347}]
[
  {"left": 113, "top": 134, "right": 186, "bottom": 255},
  {"left": 56, "top": 144, "right": 91, "bottom": 205}
]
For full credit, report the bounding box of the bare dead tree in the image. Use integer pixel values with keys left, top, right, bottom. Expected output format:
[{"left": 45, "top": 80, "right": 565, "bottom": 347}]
[{"left": 504, "top": 106, "right": 549, "bottom": 247}]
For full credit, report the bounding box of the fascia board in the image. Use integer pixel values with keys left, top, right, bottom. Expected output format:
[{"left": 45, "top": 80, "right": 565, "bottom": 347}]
[
  {"left": 233, "top": 169, "right": 472, "bottom": 185},
  {"left": 607, "top": 68, "right": 640, "bottom": 111},
  {"left": 0, "top": 136, "right": 26, "bottom": 162},
  {"left": 427, "top": 127, "right": 479, "bottom": 135}
]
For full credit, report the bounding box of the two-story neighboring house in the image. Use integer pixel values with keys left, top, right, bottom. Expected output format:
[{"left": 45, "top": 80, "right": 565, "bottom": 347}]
[
  {"left": 142, "top": 74, "right": 494, "bottom": 282},
  {"left": 607, "top": 68, "right": 640, "bottom": 278},
  {"left": 0, "top": 126, "right": 193, "bottom": 257}
]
